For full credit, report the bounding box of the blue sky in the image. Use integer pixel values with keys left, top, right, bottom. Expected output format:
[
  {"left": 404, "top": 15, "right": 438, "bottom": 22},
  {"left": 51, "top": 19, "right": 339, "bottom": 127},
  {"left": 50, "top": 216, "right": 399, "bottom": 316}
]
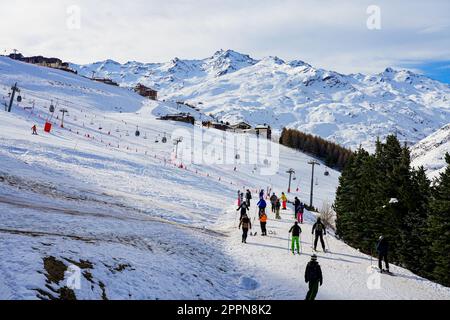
[
  {"left": 1, "top": 0, "right": 449, "bottom": 82},
  {"left": 401, "top": 61, "right": 450, "bottom": 83}
]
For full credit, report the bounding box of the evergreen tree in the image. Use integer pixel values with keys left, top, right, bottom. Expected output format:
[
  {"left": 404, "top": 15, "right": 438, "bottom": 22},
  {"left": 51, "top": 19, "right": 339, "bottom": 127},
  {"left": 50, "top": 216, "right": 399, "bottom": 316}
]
[
  {"left": 428, "top": 153, "right": 450, "bottom": 286},
  {"left": 400, "top": 166, "right": 432, "bottom": 275}
]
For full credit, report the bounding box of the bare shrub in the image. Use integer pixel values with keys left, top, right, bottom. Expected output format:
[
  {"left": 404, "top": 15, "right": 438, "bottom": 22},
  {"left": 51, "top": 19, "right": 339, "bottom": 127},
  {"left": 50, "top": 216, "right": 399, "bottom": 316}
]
[{"left": 319, "top": 201, "right": 336, "bottom": 231}]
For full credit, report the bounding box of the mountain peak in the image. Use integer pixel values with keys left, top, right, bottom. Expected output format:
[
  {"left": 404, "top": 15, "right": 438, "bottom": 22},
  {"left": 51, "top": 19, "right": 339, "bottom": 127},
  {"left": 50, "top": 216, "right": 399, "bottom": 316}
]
[{"left": 205, "top": 49, "right": 257, "bottom": 76}]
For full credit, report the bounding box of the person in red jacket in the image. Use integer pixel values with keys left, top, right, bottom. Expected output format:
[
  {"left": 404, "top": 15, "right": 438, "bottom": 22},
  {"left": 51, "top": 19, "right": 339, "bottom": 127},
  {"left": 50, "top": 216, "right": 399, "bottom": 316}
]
[{"left": 31, "top": 125, "right": 38, "bottom": 135}]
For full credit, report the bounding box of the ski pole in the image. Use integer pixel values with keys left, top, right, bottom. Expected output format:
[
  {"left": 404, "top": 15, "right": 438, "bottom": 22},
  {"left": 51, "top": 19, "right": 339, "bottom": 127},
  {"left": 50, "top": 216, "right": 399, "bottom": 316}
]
[
  {"left": 325, "top": 233, "right": 331, "bottom": 252},
  {"left": 288, "top": 234, "right": 291, "bottom": 253},
  {"left": 299, "top": 233, "right": 302, "bottom": 254}
]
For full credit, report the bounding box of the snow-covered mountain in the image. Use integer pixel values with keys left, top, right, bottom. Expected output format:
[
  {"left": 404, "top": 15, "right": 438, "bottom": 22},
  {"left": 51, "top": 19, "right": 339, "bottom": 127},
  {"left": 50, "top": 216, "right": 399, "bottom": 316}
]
[
  {"left": 71, "top": 50, "right": 450, "bottom": 151},
  {"left": 412, "top": 124, "right": 450, "bottom": 180}
]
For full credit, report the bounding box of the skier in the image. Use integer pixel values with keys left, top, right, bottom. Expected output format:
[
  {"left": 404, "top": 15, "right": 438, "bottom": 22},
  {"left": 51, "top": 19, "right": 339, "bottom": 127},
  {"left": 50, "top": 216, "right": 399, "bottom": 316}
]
[
  {"left": 299, "top": 202, "right": 305, "bottom": 224},
  {"left": 237, "top": 202, "right": 249, "bottom": 220},
  {"left": 293, "top": 197, "right": 301, "bottom": 219},
  {"left": 257, "top": 198, "right": 267, "bottom": 218},
  {"left": 305, "top": 255, "right": 323, "bottom": 301},
  {"left": 289, "top": 222, "right": 302, "bottom": 254},
  {"left": 239, "top": 214, "right": 252, "bottom": 244},
  {"left": 259, "top": 189, "right": 265, "bottom": 200},
  {"left": 275, "top": 199, "right": 281, "bottom": 219},
  {"left": 376, "top": 236, "right": 390, "bottom": 273},
  {"left": 270, "top": 193, "right": 278, "bottom": 213},
  {"left": 237, "top": 190, "right": 242, "bottom": 207},
  {"left": 31, "top": 125, "right": 38, "bottom": 135},
  {"left": 259, "top": 212, "right": 268, "bottom": 236},
  {"left": 281, "top": 193, "right": 288, "bottom": 210},
  {"left": 312, "top": 218, "right": 327, "bottom": 252},
  {"left": 246, "top": 189, "right": 252, "bottom": 207}
]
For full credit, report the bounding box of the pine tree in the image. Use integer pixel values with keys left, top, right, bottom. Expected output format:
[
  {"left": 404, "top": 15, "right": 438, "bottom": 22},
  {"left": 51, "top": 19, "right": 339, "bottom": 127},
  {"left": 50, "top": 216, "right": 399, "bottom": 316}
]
[
  {"left": 400, "top": 166, "right": 431, "bottom": 274},
  {"left": 428, "top": 153, "right": 450, "bottom": 286}
]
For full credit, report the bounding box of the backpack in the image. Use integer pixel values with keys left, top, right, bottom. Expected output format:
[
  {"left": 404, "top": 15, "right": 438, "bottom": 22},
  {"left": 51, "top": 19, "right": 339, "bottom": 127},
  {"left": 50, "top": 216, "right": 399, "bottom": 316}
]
[{"left": 315, "top": 223, "right": 324, "bottom": 233}]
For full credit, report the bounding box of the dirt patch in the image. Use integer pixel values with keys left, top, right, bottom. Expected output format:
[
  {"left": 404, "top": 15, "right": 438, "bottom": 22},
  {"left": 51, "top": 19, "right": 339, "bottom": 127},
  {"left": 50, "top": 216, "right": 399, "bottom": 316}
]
[
  {"left": 98, "top": 281, "right": 108, "bottom": 300},
  {"left": 43, "top": 256, "right": 67, "bottom": 285},
  {"left": 65, "top": 258, "right": 94, "bottom": 270},
  {"left": 37, "top": 256, "right": 77, "bottom": 300},
  {"left": 115, "top": 264, "right": 134, "bottom": 272}
]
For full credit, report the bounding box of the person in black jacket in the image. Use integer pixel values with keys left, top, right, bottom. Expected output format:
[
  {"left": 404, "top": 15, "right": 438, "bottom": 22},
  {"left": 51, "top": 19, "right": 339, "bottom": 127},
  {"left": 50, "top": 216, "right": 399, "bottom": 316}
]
[
  {"left": 237, "top": 202, "right": 249, "bottom": 220},
  {"left": 376, "top": 236, "right": 390, "bottom": 273},
  {"left": 270, "top": 193, "right": 278, "bottom": 213},
  {"left": 294, "top": 197, "right": 301, "bottom": 219},
  {"left": 289, "top": 222, "right": 302, "bottom": 254},
  {"left": 312, "top": 218, "right": 327, "bottom": 252},
  {"left": 305, "top": 255, "right": 323, "bottom": 300},
  {"left": 246, "top": 190, "right": 252, "bottom": 207}
]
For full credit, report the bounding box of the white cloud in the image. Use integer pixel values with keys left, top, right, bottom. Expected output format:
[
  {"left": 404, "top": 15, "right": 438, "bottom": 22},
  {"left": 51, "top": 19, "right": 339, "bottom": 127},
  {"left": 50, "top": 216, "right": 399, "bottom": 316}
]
[{"left": 0, "top": 0, "right": 449, "bottom": 74}]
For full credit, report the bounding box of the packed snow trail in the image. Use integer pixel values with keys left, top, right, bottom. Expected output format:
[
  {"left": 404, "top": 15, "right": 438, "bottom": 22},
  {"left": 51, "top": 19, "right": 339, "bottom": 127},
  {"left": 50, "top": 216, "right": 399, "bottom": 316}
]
[{"left": 217, "top": 203, "right": 450, "bottom": 300}]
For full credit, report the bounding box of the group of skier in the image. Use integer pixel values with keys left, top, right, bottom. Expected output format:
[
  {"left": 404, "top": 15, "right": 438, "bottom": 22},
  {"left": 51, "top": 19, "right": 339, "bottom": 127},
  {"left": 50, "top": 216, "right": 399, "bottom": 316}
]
[
  {"left": 237, "top": 189, "right": 326, "bottom": 300},
  {"left": 236, "top": 188, "right": 392, "bottom": 300}
]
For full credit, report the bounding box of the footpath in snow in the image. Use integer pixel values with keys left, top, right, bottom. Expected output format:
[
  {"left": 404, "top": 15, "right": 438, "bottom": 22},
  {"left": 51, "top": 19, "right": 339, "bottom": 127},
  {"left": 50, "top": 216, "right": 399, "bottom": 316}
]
[{"left": 216, "top": 200, "right": 450, "bottom": 300}]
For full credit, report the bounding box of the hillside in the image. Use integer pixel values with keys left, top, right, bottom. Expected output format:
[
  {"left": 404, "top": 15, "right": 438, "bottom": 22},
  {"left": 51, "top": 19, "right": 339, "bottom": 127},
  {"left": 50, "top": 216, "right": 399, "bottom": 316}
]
[
  {"left": 412, "top": 124, "right": 450, "bottom": 180},
  {"left": 71, "top": 50, "right": 450, "bottom": 151},
  {"left": 1, "top": 57, "right": 449, "bottom": 300}
]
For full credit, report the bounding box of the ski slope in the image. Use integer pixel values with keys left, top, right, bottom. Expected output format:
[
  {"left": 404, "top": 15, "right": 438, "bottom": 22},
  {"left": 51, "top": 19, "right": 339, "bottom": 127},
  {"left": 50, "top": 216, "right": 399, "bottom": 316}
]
[{"left": 0, "top": 57, "right": 449, "bottom": 300}]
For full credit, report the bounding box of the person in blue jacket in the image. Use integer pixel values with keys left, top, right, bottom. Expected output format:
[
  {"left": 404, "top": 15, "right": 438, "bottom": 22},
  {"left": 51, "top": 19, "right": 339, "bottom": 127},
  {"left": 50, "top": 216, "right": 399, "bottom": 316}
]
[{"left": 257, "top": 198, "right": 267, "bottom": 218}]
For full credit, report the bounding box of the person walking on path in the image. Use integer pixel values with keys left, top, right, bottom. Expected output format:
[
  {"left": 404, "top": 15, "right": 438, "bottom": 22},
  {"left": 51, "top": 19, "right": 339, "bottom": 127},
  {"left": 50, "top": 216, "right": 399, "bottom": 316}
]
[
  {"left": 257, "top": 198, "right": 267, "bottom": 218},
  {"left": 312, "top": 218, "right": 327, "bottom": 252},
  {"left": 305, "top": 255, "right": 323, "bottom": 300},
  {"left": 237, "top": 202, "right": 249, "bottom": 220},
  {"left": 270, "top": 193, "right": 278, "bottom": 213},
  {"left": 376, "top": 236, "right": 390, "bottom": 273},
  {"left": 293, "top": 197, "right": 301, "bottom": 219},
  {"left": 246, "top": 190, "right": 252, "bottom": 207},
  {"left": 298, "top": 202, "right": 305, "bottom": 224},
  {"left": 239, "top": 214, "right": 252, "bottom": 244},
  {"left": 259, "top": 212, "right": 268, "bottom": 236},
  {"left": 281, "top": 193, "right": 288, "bottom": 210},
  {"left": 259, "top": 189, "right": 265, "bottom": 200},
  {"left": 275, "top": 199, "right": 281, "bottom": 219},
  {"left": 289, "top": 222, "right": 302, "bottom": 254}
]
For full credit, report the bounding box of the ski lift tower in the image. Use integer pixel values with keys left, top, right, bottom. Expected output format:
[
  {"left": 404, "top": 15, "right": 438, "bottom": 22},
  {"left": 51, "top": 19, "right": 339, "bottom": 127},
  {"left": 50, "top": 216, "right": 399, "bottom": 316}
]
[
  {"left": 286, "top": 168, "right": 296, "bottom": 193},
  {"left": 308, "top": 160, "right": 321, "bottom": 208},
  {"left": 173, "top": 137, "right": 183, "bottom": 159},
  {"left": 7, "top": 83, "right": 20, "bottom": 112},
  {"left": 59, "top": 108, "right": 69, "bottom": 128}
]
